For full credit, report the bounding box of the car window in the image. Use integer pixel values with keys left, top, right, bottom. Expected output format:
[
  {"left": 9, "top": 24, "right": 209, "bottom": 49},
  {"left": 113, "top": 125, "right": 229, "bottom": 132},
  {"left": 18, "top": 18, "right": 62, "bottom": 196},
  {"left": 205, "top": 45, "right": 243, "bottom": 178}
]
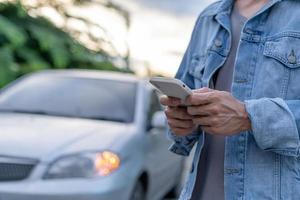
[
  {"left": 0, "top": 75, "right": 137, "bottom": 123},
  {"left": 146, "top": 90, "right": 162, "bottom": 129}
]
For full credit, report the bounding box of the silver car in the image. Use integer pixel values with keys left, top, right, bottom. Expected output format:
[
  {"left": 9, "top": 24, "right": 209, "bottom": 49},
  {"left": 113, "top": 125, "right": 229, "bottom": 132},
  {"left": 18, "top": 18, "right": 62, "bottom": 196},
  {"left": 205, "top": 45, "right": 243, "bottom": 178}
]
[{"left": 0, "top": 70, "right": 184, "bottom": 200}]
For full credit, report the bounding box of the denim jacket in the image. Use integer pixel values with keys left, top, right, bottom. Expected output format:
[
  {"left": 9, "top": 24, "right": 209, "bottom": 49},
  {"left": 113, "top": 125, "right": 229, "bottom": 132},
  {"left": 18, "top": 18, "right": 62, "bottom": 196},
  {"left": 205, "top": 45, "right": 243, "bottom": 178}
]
[{"left": 168, "top": 0, "right": 300, "bottom": 199}]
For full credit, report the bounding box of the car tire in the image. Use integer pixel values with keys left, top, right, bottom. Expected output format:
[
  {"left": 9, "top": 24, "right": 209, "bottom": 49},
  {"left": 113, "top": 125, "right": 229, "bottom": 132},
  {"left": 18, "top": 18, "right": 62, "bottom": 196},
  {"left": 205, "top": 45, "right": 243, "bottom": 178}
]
[
  {"left": 164, "top": 160, "right": 185, "bottom": 199},
  {"left": 164, "top": 183, "right": 181, "bottom": 199},
  {"left": 130, "top": 180, "right": 146, "bottom": 200}
]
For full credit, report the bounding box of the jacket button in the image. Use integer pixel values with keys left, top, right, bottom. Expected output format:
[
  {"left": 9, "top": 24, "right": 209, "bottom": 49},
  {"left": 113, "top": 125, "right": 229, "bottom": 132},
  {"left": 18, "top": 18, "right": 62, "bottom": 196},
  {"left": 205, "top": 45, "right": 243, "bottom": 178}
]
[
  {"left": 214, "top": 39, "right": 222, "bottom": 48},
  {"left": 288, "top": 50, "right": 297, "bottom": 64}
]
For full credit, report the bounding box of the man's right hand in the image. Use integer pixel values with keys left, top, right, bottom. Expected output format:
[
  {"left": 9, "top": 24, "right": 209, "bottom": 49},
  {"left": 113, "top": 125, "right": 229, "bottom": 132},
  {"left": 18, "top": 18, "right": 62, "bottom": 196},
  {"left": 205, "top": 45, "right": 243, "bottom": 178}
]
[{"left": 160, "top": 96, "right": 197, "bottom": 137}]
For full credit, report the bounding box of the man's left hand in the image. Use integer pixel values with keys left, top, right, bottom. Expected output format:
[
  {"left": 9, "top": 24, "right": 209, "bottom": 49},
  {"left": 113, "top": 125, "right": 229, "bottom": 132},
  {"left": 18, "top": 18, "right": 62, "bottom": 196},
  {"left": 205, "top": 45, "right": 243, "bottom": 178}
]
[{"left": 186, "top": 88, "right": 252, "bottom": 136}]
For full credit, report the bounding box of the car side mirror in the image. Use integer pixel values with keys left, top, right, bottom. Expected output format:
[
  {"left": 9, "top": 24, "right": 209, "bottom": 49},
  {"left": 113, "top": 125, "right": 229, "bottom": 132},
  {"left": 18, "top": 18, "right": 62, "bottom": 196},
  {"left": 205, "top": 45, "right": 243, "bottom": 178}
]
[{"left": 151, "top": 111, "right": 166, "bottom": 129}]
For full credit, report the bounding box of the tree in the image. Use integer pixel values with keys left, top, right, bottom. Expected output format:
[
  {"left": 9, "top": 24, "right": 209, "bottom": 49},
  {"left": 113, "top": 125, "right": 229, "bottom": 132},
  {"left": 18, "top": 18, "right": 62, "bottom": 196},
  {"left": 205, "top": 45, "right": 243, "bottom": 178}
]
[{"left": 0, "top": 0, "right": 132, "bottom": 87}]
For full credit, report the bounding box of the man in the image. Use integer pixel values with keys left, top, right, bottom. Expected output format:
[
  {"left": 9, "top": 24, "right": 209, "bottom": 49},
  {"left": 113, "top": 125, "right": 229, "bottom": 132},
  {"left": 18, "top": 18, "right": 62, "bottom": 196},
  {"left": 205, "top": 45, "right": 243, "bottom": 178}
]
[{"left": 160, "top": 0, "right": 300, "bottom": 199}]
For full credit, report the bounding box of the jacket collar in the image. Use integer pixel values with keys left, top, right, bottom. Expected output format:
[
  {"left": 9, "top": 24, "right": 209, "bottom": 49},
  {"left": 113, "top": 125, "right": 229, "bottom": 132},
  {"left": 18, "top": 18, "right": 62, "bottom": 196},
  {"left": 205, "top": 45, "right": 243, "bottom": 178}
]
[
  {"left": 214, "top": 0, "right": 284, "bottom": 15},
  {"left": 216, "top": 0, "right": 234, "bottom": 15},
  {"left": 212, "top": 0, "right": 284, "bottom": 36}
]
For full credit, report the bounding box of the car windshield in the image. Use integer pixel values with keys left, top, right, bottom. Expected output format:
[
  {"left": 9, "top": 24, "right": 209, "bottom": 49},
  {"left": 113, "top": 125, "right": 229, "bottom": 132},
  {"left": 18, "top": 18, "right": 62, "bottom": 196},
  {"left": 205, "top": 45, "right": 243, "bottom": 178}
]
[{"left": 0, "top": 74, "right": 137, "bottom": 123}]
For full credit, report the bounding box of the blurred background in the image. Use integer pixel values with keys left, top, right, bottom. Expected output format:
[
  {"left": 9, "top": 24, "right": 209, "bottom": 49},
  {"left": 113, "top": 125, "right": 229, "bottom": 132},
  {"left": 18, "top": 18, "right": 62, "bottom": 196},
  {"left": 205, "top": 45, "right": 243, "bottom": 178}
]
[
  {"left": 0, "top": 0, "right": 215, "bottom": 86},
  {"left": 0, "top": 0, "right": 215, "bottom": 199}
]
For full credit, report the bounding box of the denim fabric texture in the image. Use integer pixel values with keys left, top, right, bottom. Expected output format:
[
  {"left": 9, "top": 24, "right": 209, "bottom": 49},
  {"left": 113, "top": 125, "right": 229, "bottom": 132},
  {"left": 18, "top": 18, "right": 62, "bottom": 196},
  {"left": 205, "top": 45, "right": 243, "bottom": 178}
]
[{"left": 167, "top": 0, "right": 300, "bottom": 199}]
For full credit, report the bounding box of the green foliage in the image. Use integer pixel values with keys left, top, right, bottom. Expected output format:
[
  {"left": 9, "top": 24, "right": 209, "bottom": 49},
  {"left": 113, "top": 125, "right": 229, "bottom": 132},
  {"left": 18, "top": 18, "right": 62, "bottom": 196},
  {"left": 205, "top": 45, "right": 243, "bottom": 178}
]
[{"left": 0, "top": 2, "right": 127, "bottom": 88}]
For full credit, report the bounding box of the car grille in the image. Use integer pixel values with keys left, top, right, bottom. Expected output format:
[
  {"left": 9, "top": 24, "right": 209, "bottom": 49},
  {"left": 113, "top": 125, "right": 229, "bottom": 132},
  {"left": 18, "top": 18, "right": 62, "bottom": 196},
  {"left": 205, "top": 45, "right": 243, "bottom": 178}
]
[{"left": 0, "top": 156, "right": 38, "bottom": 181}]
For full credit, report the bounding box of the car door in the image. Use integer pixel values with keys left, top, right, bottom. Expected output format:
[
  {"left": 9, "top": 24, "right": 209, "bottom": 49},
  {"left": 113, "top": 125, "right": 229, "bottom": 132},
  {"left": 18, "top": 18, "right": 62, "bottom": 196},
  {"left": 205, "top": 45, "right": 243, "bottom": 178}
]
[{"left": 145, "top": 90, "right": 183, "bottom": 199}]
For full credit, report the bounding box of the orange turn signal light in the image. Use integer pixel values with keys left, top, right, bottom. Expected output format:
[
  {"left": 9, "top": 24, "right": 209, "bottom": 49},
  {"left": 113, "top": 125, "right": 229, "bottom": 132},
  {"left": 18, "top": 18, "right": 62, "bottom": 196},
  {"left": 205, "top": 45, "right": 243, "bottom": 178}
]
[{"left": 94, "top": 151, "right": 120, "bottom": 176}]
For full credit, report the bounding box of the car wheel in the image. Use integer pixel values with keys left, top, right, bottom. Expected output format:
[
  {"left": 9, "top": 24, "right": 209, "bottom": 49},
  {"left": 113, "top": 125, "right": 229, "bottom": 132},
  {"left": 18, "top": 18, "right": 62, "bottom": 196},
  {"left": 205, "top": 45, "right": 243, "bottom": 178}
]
[
  {"left": 130, "top": 180, "right": 146, "bottom": 200},
  {"left": 164, "top": 183, "right": 181, "bottom": 199},
  {"left": 164, "top": 160, "right": 184, "bottom": 199}
]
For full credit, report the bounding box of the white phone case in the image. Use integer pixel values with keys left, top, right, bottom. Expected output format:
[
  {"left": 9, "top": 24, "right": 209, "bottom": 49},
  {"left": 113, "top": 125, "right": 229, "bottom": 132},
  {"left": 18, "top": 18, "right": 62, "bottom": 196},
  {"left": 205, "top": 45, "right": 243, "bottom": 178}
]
[{"left": 149, "top": 77, "right": 192, "bottom": 100}]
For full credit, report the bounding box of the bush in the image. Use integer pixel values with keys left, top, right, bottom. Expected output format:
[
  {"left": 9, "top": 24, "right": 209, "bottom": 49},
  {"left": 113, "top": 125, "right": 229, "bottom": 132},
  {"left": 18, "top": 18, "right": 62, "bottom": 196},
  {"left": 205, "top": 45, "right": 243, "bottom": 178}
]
[{"left": 0, "top": 2, "right": 126, "bottom": 87}]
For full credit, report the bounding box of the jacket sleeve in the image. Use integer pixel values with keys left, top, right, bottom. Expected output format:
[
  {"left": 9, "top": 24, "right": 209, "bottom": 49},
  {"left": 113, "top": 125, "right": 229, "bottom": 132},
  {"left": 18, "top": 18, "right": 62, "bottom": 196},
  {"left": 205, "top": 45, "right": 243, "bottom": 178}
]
[
  {"left": 167, "top": 17, "right": 203, "bottom": 157},
  {"left": 245, "top": 98, "right": 300, "bottom": 157}
]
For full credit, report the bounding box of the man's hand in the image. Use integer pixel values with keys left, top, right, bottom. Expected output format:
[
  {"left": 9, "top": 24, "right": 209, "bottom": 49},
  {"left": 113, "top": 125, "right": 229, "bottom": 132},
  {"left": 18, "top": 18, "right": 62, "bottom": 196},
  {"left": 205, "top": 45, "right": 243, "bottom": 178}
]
[
  {"left": 186, "top": 88, "right": 252, "bottom": 136},
  {"left": 160, "top": 96, "right": 197, "bottom": 137}
]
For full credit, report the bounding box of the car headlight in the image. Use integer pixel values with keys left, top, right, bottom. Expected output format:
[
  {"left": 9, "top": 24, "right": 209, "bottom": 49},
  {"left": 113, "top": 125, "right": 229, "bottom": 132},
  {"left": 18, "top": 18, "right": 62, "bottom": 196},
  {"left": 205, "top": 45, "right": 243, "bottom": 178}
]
[{"left": 44, "top": 151, "right": 121, "bottom": 179}]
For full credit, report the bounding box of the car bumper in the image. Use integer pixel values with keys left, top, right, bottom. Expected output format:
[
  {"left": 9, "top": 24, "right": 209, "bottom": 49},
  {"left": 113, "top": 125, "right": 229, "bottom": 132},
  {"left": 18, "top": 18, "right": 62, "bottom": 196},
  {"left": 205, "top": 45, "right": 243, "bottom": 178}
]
[
  {"left": 0, "top": 193, "right": 122, "bottom": 200},
  {"left": 0, "top": 177, "right": 133, "bottom": 200}
]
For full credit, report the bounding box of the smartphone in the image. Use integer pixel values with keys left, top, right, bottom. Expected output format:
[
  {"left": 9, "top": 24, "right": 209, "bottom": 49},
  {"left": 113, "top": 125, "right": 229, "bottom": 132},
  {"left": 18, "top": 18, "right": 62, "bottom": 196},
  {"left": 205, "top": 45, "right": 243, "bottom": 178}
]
[{"left": 149, "top": 77, "right": 192, "bottom": 101}]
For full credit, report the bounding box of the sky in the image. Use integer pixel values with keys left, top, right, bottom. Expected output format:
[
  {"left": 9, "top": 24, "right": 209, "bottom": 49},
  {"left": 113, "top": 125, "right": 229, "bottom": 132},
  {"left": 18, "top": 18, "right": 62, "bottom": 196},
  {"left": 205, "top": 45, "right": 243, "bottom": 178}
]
[
  {"left": 113, "top": 0, "right": 217, "bottom": 76},
  {"left": 22, "top": 0, "right": 217, "bottom": 77}
]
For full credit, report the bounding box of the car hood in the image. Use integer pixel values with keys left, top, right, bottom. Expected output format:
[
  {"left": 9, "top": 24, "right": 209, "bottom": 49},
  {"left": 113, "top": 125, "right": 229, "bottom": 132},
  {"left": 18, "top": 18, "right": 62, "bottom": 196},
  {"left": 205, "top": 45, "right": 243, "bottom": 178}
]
[{"left": 0, "top": 113, "right": 135, "bottom": 160}]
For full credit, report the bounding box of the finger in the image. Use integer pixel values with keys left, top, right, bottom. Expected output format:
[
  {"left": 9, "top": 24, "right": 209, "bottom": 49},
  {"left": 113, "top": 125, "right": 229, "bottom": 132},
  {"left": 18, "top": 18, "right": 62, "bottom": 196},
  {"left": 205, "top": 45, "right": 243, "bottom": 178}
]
[
  {"left": 183, "top": 87, "right": 212, "bottom": 106},
  {"left": 193, "top": 87, "right": 213, "bottom": 93},
  {"left": 165, "top": 107, "right": 193, "bottom": 120},
  {"left": 168, "top": 118, "right": 194, "bottom": 129},
  {"left": 187, "top": 106, "right": 209, "bottom": 116},
  {"left": 192, "top": 116, "right": 217, "bottom": 126},
  {"left": 160, "top": 96, "right": 181, "bottom": 107},
  {"left": 186, "top": 92, "right": 214, "bottom": 106},
  {"left": 187, "top": 104, "right": 218, "bottom": 116}
]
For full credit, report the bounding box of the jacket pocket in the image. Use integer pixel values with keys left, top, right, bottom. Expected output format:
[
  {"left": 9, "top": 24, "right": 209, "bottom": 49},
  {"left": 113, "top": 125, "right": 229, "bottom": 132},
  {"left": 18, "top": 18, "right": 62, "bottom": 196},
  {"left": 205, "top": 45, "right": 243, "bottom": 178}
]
[
  {"left": 188, "top": 54, "right": 206, "bottom": 88},
  {"left": 264, "top": 36, "right": 300, "bottom": 69},
  {"left": 262, "top": 34, "right": 300, "bottom": 98}
]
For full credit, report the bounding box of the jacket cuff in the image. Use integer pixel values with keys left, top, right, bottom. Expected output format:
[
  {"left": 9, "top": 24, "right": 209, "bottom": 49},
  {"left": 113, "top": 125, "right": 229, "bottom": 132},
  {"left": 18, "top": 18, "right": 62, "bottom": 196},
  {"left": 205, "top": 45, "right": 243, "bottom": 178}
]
[
  {"left": 167, "top": 129, "right": 200, "bottom": 156},
  {"left": 245, "top": 98, "right": 300, "bottom": 157}
]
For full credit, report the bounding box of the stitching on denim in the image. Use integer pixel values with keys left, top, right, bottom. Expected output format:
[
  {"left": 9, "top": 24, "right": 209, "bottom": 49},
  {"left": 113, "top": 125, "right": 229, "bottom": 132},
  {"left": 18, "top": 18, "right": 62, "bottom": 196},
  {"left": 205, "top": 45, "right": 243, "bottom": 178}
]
[
  {"left": 264, "top": 47, "right": 300, "bottom": 68},
  {"left": 281, "top": 67, "right": 290, "bottom": 99},
  {"left": 279, "top": 155, "right": 282, "bottom": 200},
  {"left": 243, "top": 131, "right": 249, "bottom": 200},
  {"left": 247, "top": 43, "right": 261, "bottom": 99},
  {"left": 266, "top": 32, "right": 300, "bottom": 41},
  {"left": 274, "top": 154, "right": 281, "bottom": 200},
  {"left": 263, "top": 42, "right": 300, "bottom": 68},
  {"left": 280, "top": 67, "right": 287, "bottom": 98},
  {"left": 239, "top": 133, "right": 246, "bottom": 200},
  {"left": 265, "top": 51, "right": 300, "bottom": 68},
  {"left": 263, "top": 41, "right": 294, "bottom": 99},
  {"left": 208, "top": 47, "right": 228, "bottom": 57}
]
